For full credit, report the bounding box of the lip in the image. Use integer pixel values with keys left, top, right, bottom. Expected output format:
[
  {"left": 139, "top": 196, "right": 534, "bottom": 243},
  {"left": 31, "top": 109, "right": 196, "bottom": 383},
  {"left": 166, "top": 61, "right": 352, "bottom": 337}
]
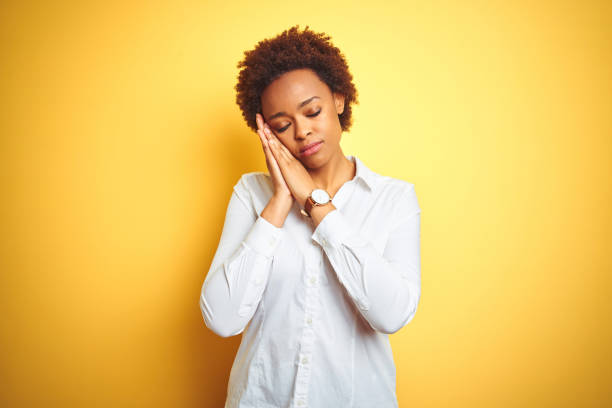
[{"left": 300, "top": 141, "right": 323, "bottom": 156}]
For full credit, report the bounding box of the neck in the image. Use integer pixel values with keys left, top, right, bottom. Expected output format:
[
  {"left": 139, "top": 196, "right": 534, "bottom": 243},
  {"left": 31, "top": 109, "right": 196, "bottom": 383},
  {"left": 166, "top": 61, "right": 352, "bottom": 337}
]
[{"left": 308, "top": 152, "right": 356, "bottom": 197}]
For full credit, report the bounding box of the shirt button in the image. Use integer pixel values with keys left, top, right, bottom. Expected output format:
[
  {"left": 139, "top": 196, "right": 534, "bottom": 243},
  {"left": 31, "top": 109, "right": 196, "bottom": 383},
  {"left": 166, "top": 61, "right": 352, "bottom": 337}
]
[
  {"left": 306, "top": 317, "right": 313, "bottom": 325},
  {"left": 254, "top": 276, "right": 263, "bottom": 285},
  {"left": 309, "top": 276, "right": 317, "bottom": 285},
  {"left": 301, "top": 357, "right": 309, "bottom": 364},
  {"left": 297, "top": 400, "right": 304, "bottom": 406}
]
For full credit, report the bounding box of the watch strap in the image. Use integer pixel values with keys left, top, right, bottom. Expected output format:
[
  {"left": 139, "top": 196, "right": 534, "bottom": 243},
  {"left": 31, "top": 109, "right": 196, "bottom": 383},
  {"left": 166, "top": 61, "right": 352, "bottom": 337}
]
[
  {"left": 304, "top": 196, "right": 316, "bottom": 217},
  {"left": 301, "top": 191, "right": 331, "bottom": 218}
]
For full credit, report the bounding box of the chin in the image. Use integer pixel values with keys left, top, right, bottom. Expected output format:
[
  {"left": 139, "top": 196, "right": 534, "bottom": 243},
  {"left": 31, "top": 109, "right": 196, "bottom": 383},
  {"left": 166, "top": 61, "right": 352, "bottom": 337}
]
[{"left": 302, "top": 154, "right": 328, "bottom": 170}]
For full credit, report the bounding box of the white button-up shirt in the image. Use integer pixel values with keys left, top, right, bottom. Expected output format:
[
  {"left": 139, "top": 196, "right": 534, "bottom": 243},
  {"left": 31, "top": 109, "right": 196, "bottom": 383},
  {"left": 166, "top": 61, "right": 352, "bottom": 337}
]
[{"left": 200, "top": 155, "right": 421, "bottom": 408}]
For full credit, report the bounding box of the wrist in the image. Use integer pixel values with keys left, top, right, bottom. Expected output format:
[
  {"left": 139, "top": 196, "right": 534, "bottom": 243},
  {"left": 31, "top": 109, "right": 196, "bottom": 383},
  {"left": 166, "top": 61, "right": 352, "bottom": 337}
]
[
  {"left": 272, "top": 193, "right": 294, "bottom": 207},
  {"left": 262, "top": 194, "right": 293, "bottom": 228},
  {"left": 310, "top": 202, "right": 335, "bottom": 228},
  {"left": 301, "top": 187, "right": 331, "bottom": 217}
]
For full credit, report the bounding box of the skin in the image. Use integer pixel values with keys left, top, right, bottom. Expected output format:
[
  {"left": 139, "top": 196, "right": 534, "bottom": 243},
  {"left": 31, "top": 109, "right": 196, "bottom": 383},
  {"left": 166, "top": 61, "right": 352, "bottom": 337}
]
[{"left": 254, "top": 68, "right": 356, "bottom": 229}]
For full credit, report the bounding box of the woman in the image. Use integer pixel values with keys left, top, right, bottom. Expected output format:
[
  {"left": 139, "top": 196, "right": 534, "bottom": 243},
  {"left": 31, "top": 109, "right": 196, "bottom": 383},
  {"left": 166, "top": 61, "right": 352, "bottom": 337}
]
[{"left": 200, "top": 25, "right": 421, "bottom": 408}]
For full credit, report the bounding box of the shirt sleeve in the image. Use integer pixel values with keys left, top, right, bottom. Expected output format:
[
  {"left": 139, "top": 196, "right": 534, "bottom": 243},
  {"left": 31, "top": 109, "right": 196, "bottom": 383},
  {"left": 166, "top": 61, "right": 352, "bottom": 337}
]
[
  {"left": 311, "top": 185, "right": 421, "bottom": 334},
  {"left": 200, "top": 177, "right": 283, "bottom": 337}
]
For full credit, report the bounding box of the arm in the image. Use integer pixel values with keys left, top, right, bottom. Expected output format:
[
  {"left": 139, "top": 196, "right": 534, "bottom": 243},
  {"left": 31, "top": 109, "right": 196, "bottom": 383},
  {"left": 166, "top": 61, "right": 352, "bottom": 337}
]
[
  {"left": 311, "top": 187, "right": 421, "bottom": 334},
  {"left": 199, "top": 178, "right": 287, "bottom": 337}
]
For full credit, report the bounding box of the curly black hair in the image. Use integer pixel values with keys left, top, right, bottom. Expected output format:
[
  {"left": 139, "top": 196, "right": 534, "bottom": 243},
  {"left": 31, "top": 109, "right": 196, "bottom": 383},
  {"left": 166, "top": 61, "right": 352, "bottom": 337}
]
[{"left": 235, "top": 25, "right": 358, "bottom": 133}]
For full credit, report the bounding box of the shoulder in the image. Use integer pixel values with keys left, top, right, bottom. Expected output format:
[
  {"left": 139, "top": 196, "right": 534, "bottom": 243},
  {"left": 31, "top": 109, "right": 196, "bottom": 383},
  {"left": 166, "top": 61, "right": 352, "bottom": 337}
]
[
  {"left": 233, "top": 171, "right": 267, "bottom": 192},
  {"left": 232, "top": 171, "right": 274, "bottom": 212},
  {"left": 373, "top": 174, "right": 421, "bottom": 218}
]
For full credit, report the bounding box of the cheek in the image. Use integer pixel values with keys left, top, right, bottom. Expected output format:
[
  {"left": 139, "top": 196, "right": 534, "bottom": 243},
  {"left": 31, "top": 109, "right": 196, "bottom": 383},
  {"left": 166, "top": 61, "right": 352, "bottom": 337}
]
[
  {"left": 319, "top": 116, "right": 341, "bottom": 140},
  {"left": 321, "top": 109, "right": 338, "bottom": 127},
  {"left": 275, "top": 134, "right": 294, "bottom": 149}
]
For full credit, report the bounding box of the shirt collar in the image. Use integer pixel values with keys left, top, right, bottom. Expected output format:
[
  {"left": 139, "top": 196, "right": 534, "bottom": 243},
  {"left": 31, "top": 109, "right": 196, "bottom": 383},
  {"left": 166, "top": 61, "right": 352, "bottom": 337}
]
[{"left": 347, "top": 155, "right": 379, "bottom": 192}]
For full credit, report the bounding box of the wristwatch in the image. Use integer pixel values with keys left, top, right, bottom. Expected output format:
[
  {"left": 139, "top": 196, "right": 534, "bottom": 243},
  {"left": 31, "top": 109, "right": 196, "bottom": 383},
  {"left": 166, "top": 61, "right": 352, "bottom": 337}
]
[{"left": 300, "top": 188, "right": 332, "bottom": 218}]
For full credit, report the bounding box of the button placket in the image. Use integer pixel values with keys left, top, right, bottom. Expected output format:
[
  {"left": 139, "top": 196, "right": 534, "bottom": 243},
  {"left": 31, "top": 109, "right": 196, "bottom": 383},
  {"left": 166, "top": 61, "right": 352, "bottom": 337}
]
[{"left": 292, "top": 262, "right": 321, "bottom": 408}]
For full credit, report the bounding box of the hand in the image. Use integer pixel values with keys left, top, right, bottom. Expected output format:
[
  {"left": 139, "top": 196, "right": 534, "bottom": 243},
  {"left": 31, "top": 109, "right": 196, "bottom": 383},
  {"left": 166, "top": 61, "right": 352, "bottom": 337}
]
[
  {"left": 255, "top": 113, "right": 292, "bottom": 199},
  {"left": 260, "top": 119, "right": 316, "bottom": 208}
]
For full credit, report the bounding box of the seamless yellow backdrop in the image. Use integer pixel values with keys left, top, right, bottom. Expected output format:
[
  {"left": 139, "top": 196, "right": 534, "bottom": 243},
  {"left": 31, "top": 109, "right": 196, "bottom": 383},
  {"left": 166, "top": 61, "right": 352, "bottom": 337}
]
[{"left": 1, "top": 0, "right": 610, "bottom": 406}]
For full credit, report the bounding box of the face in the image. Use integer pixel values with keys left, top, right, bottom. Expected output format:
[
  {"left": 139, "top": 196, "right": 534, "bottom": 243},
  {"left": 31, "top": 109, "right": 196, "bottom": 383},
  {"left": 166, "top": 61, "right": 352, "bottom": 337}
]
[{"left": 260, "top": 68, "right": 345, "bottom": 169}]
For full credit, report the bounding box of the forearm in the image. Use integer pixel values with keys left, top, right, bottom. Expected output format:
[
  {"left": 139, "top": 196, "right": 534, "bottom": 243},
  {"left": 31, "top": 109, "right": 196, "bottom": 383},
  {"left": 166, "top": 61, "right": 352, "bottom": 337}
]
[
  {"left": 309, "top": 202, "right": 336, "bottom": 228},
  {"left": 334, "top": 241, "right": 420, "bottom": 334},
  {"left": 200, "top": 185, "right": 284, "bottom": 337},
  {"left": 261, "top": 193, "right": 293, "bottom": 227},
  {"left": 312, "top": 208, "right": 421, "bottom": 334},
  {"left": 201, "top": 244, "right": 271, "bottom": 337}
]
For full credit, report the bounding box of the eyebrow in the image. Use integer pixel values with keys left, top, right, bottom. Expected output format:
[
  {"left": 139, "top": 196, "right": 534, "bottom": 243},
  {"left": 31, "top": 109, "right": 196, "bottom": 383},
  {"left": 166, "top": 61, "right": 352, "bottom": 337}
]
[{"left": 267, "top": 96, "right": 320, "bottom": 120}]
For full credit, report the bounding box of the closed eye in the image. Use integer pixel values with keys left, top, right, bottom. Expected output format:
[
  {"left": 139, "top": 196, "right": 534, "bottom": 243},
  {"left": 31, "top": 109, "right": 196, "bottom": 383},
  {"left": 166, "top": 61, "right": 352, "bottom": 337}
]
[
  {"left": 275, "top": 109, "right": 322, "bottom": 133},
  {"left": 276, "top": 124, "right": 290, "bottom": 133}
]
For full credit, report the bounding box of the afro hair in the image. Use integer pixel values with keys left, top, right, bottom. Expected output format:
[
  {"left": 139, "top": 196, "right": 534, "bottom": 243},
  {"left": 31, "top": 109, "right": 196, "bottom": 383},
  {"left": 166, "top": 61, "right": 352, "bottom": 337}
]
[{"left": 235, "top": 25, "right": 358, "bottom": 133}]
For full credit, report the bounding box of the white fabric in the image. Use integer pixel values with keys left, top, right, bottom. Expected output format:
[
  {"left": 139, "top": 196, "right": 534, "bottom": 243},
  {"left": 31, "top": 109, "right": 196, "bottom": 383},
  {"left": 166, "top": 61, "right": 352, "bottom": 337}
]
[{"left": 200, "top": 155, "right": 421, "bottom": 408}]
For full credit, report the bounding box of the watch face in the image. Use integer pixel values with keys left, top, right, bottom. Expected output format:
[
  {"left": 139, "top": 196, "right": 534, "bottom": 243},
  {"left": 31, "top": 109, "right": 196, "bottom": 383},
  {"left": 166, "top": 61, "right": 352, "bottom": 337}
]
[{"left": 311, "top": 189, "right": 330, "bottom": 204}]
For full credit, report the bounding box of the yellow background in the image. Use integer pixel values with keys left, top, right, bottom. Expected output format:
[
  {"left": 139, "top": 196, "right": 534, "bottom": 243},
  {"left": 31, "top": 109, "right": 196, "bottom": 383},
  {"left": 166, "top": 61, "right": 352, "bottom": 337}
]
[{"left": 1, "top": 0, "right": 610, "bottom": 406}]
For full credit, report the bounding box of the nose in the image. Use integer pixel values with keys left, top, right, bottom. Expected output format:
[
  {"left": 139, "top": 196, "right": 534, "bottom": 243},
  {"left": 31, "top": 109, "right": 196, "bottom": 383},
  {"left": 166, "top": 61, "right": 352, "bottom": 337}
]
[{"left": 294, "top": 116, "right": 312, "bottom": 140}]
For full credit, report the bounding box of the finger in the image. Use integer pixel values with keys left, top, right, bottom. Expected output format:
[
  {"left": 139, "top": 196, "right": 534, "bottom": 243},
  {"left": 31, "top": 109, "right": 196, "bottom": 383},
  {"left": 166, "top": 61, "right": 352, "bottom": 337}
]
[
  {"left": 258, "top": 122, "right": 274, "bottom": 146},
  {"left": 265, "top": 131, "right": 282, "bottom": 159},
  {"left": 270, "top": 138, "right": 289, "bottom": 162},
  {"left": 263, "top": 124, "right": 273, "bottom": 142},
  {"left": 256, "top": 127, "right": 265, "bottom": 144},
  {"left": 258, "top": 130, "right": 274, "bottom": 160},
  {"left": 260, "top": 133, "right": 285, "bottom": 180},
  {"left": 264, "top": 126, "right": 283, "bottom": 152},
  {"left": 265, "top": 128, "right": 292, "bottom": 162},
  {"left": 262, "top": 138, "right": 274, "bottom": 166},
  {"left": 263, "top": 124, "right": 280, "bottom": 155},
  {"left": 258, "top": 129, "right": 275, "bottom": 163},
  {"left": 261, "top": 127, "right": 282, "bottom": 161},
  {"left": 262, "top": 125, "right": 291, "bottom": 165},
  {"left": 275, "top": 138, "right": 294, "bottom": 160},
  {"left": 256, "top": 113, "right": 264, "bottom": 131},
  {"left": 265, "top": 143, "right": 283, "bottom": 174},
  {"left": 267, "top": 136, "right": 281, "bottom": 162},
  {"left": 256, "top": 124, "right": 275, "bottom": 162},
  {"left": 266, "top": 142, "right": 287, "bottom": 183},
  {"left": 263, "top": 125, "right": 287, "bottom": 150}
]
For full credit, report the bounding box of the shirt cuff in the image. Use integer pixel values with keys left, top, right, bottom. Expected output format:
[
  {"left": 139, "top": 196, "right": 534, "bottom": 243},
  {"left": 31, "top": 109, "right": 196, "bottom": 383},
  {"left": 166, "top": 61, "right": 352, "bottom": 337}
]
[
  {"left": 243, "top": 215, "right": 284, "bottom": 258},
  {"left": 311, "top": 209, "right": 361, "bottom": 249}
]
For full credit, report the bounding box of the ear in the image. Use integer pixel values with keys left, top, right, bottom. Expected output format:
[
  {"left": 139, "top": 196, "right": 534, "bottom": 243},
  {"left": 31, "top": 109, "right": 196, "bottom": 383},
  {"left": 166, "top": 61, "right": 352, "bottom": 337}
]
[{"left": 333, "top": 92, "right": 345, "bottom": 115}]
